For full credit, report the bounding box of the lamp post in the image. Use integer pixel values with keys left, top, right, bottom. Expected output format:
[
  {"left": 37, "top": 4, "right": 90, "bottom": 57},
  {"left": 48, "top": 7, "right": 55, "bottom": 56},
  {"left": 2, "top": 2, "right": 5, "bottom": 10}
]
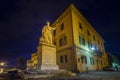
[{"left": 0, "top": 62, "right": 5, "bottom": 73}]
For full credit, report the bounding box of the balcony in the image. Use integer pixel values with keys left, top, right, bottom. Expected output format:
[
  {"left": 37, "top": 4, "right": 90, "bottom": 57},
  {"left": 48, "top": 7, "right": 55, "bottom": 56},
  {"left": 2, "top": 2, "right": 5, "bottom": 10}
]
[{"left": 93, "top": 50, "right": 103, "bottom": 57}]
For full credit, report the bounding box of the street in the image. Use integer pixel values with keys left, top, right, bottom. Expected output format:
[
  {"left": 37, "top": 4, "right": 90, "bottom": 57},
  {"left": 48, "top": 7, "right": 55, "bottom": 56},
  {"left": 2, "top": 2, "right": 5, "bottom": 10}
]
[
  {"left": 77, "top": 71, "right": 120, "bottom": 80},
  {"left": 0, "top": 71, "right": 120, "bottom": 80},
  {"left": 28, "top": 71, "right": 120, "bottom": 80}
]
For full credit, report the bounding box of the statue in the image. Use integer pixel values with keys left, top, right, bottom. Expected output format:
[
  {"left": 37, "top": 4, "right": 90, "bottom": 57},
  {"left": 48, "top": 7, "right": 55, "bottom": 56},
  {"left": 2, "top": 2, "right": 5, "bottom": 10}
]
[{"left": 40, "top": 21, "right": 56, "bottom": 45}]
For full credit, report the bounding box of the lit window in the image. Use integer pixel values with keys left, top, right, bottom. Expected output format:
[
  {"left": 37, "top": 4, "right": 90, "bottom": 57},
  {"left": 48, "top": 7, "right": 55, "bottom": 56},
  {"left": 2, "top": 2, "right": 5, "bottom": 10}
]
[
  {"left": 92, "top": 44, "right": 96, "bottom": 51},
  {"left": 60, "top": 23, "right": 64, "bottom": 30},
  {"left": 59, "top": 36, "right": 67, "bottom": 46},
  {"left": 79, "top": 35, "right": 85, "bottom": 46}
]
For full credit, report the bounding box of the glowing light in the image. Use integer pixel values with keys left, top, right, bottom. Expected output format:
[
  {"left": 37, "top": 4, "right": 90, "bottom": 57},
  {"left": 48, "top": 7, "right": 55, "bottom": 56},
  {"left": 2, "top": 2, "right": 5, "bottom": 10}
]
[
  {"left": 91, "top": 47, "right": 95, "bottom": 51},
  {"left": 85, "top": 47, "right": 90, "bottom": 52},
  {"left": 0, "top": 68, "right": 3, "bottom": 73},
  {"left": 0, "top": 63, "right": 4, "bottom": 66}
]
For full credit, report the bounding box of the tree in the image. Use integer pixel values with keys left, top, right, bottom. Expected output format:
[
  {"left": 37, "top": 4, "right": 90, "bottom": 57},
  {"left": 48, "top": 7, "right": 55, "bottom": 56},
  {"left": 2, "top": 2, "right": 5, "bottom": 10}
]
[{"left": 17, "top": 57, "right": 26, "bottom": 70}]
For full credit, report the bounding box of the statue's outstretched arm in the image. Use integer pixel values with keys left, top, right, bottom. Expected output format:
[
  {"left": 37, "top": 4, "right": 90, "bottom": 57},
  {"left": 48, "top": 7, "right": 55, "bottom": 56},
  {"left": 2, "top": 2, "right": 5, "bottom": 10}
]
[{"left": 52, "top": 27, "right": 56, "bottom": 30}]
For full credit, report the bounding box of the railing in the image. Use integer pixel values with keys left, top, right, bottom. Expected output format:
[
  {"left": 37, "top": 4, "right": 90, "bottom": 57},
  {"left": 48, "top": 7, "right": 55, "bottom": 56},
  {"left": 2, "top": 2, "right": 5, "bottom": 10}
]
[{"left": 93, "top": 50, "right": 103, "bottom": 57}]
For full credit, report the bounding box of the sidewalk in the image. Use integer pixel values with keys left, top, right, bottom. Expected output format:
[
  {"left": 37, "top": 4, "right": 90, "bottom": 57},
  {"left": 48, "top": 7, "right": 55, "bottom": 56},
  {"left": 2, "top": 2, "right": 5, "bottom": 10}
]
[
  {"left": 76, "top": 71, "right": 120, "bottom": 80},
  {"left": 24, "top": 71, "right": 120, "bottom": 80}
]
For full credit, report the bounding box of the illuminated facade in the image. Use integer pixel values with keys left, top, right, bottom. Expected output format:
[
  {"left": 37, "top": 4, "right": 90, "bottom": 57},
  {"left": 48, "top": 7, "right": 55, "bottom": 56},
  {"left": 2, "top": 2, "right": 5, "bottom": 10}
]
[
  {"left": 26, "top": 60, "right": 32, "bottom": 70},
  {"left": 27, "top": 53, "right": 38, "bottom": 70},
  {"left": 31, "top": 53, "right": 38, "bottom": 69},
  {"left": 51, "top": 4, "right": 108, "bottom": 72},
  {"left": 27, "top": 4, "right": 108, "bottom": 72}
]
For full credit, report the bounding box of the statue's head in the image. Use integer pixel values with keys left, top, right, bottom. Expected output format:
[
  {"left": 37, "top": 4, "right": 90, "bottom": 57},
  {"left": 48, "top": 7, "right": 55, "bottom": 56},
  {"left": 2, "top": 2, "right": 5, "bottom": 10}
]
[{"left": 46, "top": 21, "right": 50, "bottom": 26}]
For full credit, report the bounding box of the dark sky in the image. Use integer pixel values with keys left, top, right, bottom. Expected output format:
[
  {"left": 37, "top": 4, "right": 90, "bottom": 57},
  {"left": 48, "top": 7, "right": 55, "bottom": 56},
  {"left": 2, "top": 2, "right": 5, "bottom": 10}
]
[{"left": 0, "top": 0, "right": 120, "bottom": 66}]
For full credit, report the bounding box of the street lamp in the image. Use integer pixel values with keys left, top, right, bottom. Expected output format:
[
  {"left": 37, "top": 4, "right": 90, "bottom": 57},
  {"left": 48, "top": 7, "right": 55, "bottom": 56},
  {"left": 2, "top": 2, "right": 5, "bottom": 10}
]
[
  {"left": 0, "top": 62, "right": 4, "bottom": 66},
  {"left": 0, "top": 62, "right": 5, "bottom": 73}
]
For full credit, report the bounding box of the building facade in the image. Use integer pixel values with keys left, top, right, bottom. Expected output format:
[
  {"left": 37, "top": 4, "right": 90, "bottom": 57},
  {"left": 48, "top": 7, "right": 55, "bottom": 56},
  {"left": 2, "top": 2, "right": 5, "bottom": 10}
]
[
  {"left": 51, "top": 4, "right": 108, "bottom": 72},
  {"left": 26, "top": 53, "right": 38, "bottom": 70},
  {"left": 27, "top": 4, "right": 108, "bottom": 72}
]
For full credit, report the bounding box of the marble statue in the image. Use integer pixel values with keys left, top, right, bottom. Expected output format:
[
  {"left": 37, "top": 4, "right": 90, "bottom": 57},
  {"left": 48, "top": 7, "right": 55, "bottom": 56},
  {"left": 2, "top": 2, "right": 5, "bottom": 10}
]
[{"left": 40, "top": 21, "right": 55, "bottom": 45}]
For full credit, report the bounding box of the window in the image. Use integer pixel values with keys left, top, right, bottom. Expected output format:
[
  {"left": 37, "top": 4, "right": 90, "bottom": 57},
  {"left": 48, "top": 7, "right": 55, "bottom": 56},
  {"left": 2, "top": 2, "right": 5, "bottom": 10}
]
[
  {"left": 93, "top": 35, "right": 95, "bottom": 40},
  {"left": 65, "top": 55, "right": 67, "bottom": 62},
  {"left": 96, "top": 60, "right": 99, "bottom": 64},
  {"left": 79, "top": 22, "right": 82, "bottom": 29},
  {"left": 84, "top": 56, "right": 87, "bottom": 63},
  {"left": 101, "top": 60, "right": 103, "bottom": 65},
  {"left": 81, "top": 55, "right": 87, "bottom": 64},
  {"left": 90, "top": 57, "right": 94, "bottom": 65},
  {"left": 60, "top": 56, "right": 63, "bottom": 63},
  {"left": 101, "top": 43, "right": 103, "bottom": 47},
  {"left": 98, "top": 40, "right": 100, "bottom": 45},
  {"left": 60, "top": 23, "right": 64, "bottom": 30},
  {"left": 53, "top": 29, "right": 56, "bottom": 36},
  {"left": 60, "top": 55, "right": 67, "bottom": 63},
  {"left": 53, "top": 40, "right": 56, "bottom": 45},
  {"left": 79, "top": 35, "right": 85, "bottom": 46},
  {"left": 81, "top": 56, "right": 84, "bottom": 63},
  {"left": 59, "top": 36, "right": 67, "bottom": 46},
  {"left": 78, "top": 58, "right": 80, "bottom": 62},
  {"left": 88, "top": 40, "right": 92, "bottom": 49},
  {"left": 87, "top": 30, "right": 90, "bottom": 36}
]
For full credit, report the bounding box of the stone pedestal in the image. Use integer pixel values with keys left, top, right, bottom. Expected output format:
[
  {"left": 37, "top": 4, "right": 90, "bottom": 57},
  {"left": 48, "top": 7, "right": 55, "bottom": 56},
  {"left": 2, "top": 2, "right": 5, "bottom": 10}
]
[{"left": 36, "top": 43, "right": 59, "bottom": 70}]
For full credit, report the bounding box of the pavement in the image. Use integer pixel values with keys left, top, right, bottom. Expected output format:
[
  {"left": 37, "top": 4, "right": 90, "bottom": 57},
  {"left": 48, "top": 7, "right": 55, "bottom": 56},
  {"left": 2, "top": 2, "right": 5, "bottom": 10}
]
[
  {"left": 25, "top": 71, "right": 120, "bottom": 80},
  {"left": 76, "top": 71, "right": 120, "bottom": 80},
  {"left": 0, "top": 71, "right": 120, "bottom": 80}
]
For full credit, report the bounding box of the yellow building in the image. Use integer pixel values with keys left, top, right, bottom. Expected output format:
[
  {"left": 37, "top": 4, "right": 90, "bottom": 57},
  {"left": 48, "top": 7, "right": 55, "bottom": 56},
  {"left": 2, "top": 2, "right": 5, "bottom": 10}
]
[
  {"left": 26, "top": 52, "right": 38, "bottom": 70},
  {"left": 51, "top": 4, "right": 108, "bottom": 72},
  {"left": 26, "top": 60, "right": 32, "bottom": 70},
  {"left": 31, "top": 53, "right": 38, "bottom": 69},
  {"left": 27, "top": 4, "right": 108, "bottom": 72}
]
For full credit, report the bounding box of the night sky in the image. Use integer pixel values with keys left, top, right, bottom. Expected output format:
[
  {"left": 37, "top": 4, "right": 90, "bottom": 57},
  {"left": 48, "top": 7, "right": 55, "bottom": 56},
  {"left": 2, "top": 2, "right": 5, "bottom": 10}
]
[{"left": 0, "top": 0, "right": 120, "bottom": 66}]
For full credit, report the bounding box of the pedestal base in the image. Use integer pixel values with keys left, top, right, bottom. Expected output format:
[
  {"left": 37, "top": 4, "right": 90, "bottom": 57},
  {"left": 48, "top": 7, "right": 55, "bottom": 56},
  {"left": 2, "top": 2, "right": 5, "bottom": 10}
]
[
  {"left": 40, "top": 64, "right": 59, "bottom": 70},
  {"left": 37, "top": 43, "right": 59, "bottom": 70}
]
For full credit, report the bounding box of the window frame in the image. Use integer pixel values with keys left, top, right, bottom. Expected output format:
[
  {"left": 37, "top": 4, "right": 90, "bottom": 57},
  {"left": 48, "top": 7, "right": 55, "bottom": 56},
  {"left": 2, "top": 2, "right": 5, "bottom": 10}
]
[
  {"left": 88, "top": 40, "right": 92, "bottom": 49},
  {"left": 90, "top": 57, "right": 94, "bottom": 65},
  {"left": 60, "top": 23, "right": 64, "bottom": 31},
  {"left": 53, "top": 29, "right": 56, "bottom": 36},
  {"left": 60, "top": 55, "right": 68, "bottom": 63},
  {"left": 87, "top": 30, "right": 90, "bottom": 36},
  {"left": 79, "top": 35, "right": 85, "bottom": 46},
  {"left": 59, "top": 36, "right": 67, "bottom": 47},
  {"left": 79, "top": 22, "right": 82, "bottom": 29},
  {"left": 81, "top": 55, "right": 87, "bottom": 64}
]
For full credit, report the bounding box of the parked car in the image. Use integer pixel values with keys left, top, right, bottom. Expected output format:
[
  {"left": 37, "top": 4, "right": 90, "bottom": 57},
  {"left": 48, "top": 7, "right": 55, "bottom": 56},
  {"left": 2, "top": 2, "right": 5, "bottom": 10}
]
[{"left": 103, "top": 66, "right": 116, "bottom": 71}]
